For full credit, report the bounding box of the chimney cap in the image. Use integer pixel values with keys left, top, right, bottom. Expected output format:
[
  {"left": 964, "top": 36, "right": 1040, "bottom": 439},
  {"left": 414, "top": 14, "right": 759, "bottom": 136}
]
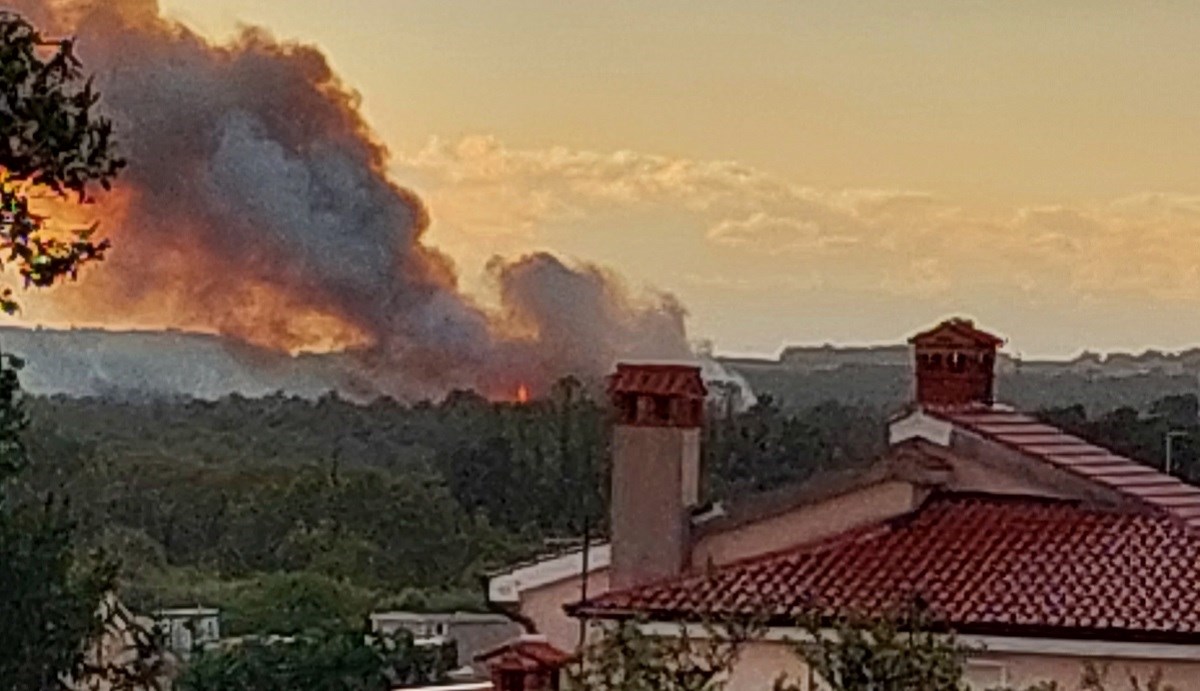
[
  {"left": 909, "top": 317, "right": 1004, "bottom": 348},
  {"left": 608, "top": 362, "right": 707, "bottom": 399}
]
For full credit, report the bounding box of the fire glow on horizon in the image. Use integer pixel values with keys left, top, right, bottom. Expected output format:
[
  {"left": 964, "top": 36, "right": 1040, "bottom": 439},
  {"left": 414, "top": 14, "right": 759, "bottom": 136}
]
[{"left": 14, "top": 0, "right": 692, "bottom": 402}]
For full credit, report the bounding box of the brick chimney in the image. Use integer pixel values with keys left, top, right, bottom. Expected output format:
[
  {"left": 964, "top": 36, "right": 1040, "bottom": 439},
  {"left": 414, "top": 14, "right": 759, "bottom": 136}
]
[
  {"left": 607, "top": 363, "right": 706, "bottom": 591},
  {"left": 909, "top": 318, "right": 1004, "bottom": 408}
]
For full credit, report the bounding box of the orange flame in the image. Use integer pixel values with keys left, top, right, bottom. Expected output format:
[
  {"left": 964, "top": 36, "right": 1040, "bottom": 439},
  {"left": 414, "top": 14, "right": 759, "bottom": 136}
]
[{"left": 516, "top": 383, "right": 530, "bottom": 404}]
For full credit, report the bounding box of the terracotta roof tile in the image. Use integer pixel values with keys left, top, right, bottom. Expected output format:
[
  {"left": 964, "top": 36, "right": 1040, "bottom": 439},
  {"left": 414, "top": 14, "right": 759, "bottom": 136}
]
[
  {"left": 909, "top": 319, "right": 1005, "bottom": 348},
  {"left": 574, "top": 494, "right": 1200, "bottom": 641},
  {"left": 930, "top": 409, "right": 1200, "bottom": 529},
  {"left": 607, "top": 364, "right": 707, "bottom": 399},
  {"left": 476, "top": 637, "right": 572, "bottom": 667}
]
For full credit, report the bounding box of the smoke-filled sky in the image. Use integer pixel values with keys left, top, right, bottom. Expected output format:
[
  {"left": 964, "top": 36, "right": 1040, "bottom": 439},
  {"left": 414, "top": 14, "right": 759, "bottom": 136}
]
[{"left": 19, "top": 0, "right": 1200, "bottom": 360}]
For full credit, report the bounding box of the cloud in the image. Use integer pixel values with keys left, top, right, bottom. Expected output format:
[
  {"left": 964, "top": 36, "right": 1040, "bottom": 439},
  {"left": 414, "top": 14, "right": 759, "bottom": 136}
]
[
  {"left": 398, "top": 134, "right": 1200, "bottom": 306},
  {"left": 880, "top": 258, "right": 953, "bottom": 298},
  {"left": 707, "top": 213, "right": 860, "bottom": 253}
]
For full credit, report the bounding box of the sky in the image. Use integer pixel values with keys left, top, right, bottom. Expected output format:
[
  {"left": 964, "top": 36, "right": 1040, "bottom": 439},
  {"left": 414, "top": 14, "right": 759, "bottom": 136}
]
[{"left": 154, "top": 0, "right": 1200, "bottom": 358}]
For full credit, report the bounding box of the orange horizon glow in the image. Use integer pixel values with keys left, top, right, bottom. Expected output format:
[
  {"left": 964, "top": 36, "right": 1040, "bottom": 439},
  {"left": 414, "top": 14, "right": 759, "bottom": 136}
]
[{"left": 62, "top": 0, "right": 1200, "bottom": 359}]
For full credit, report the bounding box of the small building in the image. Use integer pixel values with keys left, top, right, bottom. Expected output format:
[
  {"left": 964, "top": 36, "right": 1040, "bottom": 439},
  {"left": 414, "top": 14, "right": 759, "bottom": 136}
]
[
  {"left": 155, "top": 607, "right": 220, "bottom": 659},
  {"left": 370, "top": 611, "right": 522, "bottom": 679},
  {"left": 475, "top": 635, "right": 569, "bottom": 691},
  {"left": 490, "top": 317, "right": 1200, "bottom": 691}
]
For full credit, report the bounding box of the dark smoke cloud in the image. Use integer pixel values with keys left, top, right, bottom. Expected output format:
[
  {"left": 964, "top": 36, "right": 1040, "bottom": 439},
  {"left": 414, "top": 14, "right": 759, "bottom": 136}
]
[{"left": 6, "top": 0, "right": 690, "bottom": 399}]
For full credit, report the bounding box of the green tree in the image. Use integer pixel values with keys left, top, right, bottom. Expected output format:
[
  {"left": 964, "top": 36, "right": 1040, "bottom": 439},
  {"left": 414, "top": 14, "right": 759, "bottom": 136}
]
[
  {"left": 176, "top": 627, "right": 454, "bottom": 691},
  {"left": 568, "top": 618, "right": 761, "bottom": 691},
  {"left": 0, "top": 9, "right": 138, "bottom": 660},
  {"left": 0, "top": 353, "right": 163, "bottom": 689},
  {"left": 220, "top": 571, "right": 374, "bottom": 637},
  {"left": 0, "top": 11, "right": 123, "bottom": 312},
  {"left": 775, "top": 608, "right": 1179, "bottom": 691},
  {"left": 0, "top": 12, "right": 136, "bottom": 678}
]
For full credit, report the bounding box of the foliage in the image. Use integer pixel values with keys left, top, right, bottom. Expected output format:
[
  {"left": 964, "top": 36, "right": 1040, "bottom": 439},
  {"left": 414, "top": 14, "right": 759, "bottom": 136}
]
[
  {"left": 1038, "top": 393, "right": 1200, "bottom": 482},
  {"left": 998, "top": 661, "right": 1178, "bottom": 691},
  {"left": 565, "top": 609, "right": 1180, "bottom": 691},
  {"left": 775, "top": 606, "right": 971, "bottom": 691},
  {"left": 16, "top": 382, "right": 883, "bottom": 634},
  {"left": 705, "top": 394, "right": 882, "bottom": 497},
  {"left": 1077, "top": 663, "right": 1177, "bottom": 691},
  {"left": 772, "top": 606, "right": 1180, "bottom": 691},
  {"left": 218, "top": 571, "right": 374, "bottom": 636},
  {"left": 0, "top": 11, "right": 123, "bottom": 311},
  {"left": 0, "top": 12, "right": 159, "bottom": 687},
  {"left": 568, "top": 618, "right": 761, "bottom": 691},
  {"left": 175, "top": 626, "right": 454, "bottom": 691},
  {"left": 14, "top": 366, "right": 1200, "bottom": 642},
  {"left": 729, "top": 360, "right": 1198, "bottom": 417},
  {"left": 0, "top": 489, "right": 115, "bottom": 689},
  {"left": 0, "top": 352, "right": 162, "bottom": 689}
]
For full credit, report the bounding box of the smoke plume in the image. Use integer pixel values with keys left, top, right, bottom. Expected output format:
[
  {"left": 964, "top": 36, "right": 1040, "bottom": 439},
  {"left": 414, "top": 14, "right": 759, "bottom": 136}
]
[{"left": 6, "top": 0, "right": 690, "bottom": 399}]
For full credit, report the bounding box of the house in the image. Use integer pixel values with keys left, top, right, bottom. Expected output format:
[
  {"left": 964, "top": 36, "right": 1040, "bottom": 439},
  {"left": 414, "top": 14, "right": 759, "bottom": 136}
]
[
  {"left": 475, "top": 634, "right": 570, "bottom": 691},
  {"left": 370, "top": 611, "right": 522, "bottom": 679},
  {"left": 396, "top": 635, "right": 571, "bottom": 691},
  {"left": 488, "top": 318, "right": 1200, "bottom": 691},
  {"left": 156, "top": 607, "right": 221, "bottom": 660}
]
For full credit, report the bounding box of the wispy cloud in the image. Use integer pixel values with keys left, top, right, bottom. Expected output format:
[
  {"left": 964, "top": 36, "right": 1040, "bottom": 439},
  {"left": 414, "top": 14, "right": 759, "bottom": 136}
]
[{"left": 397, "top": 134, "right": 1200, "bottom": 305}]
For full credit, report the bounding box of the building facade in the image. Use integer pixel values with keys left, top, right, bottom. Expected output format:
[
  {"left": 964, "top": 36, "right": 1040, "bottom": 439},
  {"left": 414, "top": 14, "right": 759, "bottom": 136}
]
[
  {"left": 370, "top": 611, "right": 522, "bottom": 678},
  {"left": 490, "top": 318, "right": 1200, "bottom": 690}
]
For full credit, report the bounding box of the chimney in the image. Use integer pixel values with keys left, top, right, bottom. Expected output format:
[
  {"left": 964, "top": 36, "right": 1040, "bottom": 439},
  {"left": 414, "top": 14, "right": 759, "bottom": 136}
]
[
  {"left": 607, "top": 363, "right": 706, "bottom": 591},
  {"left": 909, "top": 318, "right": 1004, "bottom": 409}
]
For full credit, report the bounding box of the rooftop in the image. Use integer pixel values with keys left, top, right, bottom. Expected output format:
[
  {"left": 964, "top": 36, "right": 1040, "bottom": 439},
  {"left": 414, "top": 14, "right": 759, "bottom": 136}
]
[
  {"left": 573, "top": 492, "right": 1200, "bottom": 642},
  {"left": 607, "top": 363, "right": 707, "bottom": 398},
  {"left": 370, "top": 611, "right": 513, "bottom": 625},
  {"left": 929, "top": 407, "right": 1200, "bottom": 528},
  {"left": 156, "top": 608, "right": 219, "bottom": 617},
  {"left": 909, "top": 318, "right": 1005, "bottom": 348},
  {"left": 475, "top": 634, "right": 572, "bottom": 667}
]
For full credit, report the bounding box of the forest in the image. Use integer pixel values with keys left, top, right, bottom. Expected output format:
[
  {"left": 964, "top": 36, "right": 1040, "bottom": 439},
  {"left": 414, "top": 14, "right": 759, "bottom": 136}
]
[{"left": 13, "top": 372, "right": 1200, "bottom": 637}]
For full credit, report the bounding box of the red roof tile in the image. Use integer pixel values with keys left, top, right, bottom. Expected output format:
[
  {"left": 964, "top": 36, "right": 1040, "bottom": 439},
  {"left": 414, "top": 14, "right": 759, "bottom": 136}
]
[
  {"left": 476, "top": 637, "right": 572, "bottom": 668},
  {"left": 574, "top": 494, "right": 1200, "bottom": 641},
  {"left": 607, "top": 364, "right": 707, "bottom": 399},
  {"left": 909, "top": 319, "right": 1005, "bottom": 348},
  {"left": 931, "top": 409, "right": 1200, "bottom": 529}
]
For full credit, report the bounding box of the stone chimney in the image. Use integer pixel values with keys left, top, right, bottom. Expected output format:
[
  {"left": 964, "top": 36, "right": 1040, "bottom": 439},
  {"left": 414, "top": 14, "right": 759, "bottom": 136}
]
[
  {"left": 909, "top": 318, "right": 1004, "bottom": 408},
  {"left": 607, "top": 363, "right": 706, "bottom": 591}
]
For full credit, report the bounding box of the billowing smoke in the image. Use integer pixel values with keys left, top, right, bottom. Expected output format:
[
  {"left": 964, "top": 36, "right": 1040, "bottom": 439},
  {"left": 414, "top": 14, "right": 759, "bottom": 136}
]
[{"left": 7, "top": 0, "right": 690, "bottom": 399}]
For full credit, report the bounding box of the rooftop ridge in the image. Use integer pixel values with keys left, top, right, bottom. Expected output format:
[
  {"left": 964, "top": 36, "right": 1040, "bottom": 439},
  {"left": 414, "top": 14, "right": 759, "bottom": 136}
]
[{"left": 925, "top": 405, "right": 1200, "bottom": 530}]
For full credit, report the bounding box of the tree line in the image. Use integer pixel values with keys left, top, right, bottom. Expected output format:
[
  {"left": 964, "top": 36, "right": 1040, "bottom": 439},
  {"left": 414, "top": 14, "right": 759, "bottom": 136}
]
[
  {"left": 17, "top": 383, "right": 886, "bottom": 633},
  {"left": 21, "top": 381, "right": 1200, "bottom": 639}
]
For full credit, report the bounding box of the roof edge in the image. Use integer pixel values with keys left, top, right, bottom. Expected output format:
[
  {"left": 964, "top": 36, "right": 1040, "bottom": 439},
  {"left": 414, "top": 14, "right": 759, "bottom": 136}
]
[{"left": 576, "top": 608, "right": 1200, "bottom": 648}]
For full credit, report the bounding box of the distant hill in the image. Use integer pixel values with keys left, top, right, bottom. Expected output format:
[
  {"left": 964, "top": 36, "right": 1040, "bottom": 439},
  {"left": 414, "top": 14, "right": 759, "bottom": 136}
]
[
  {"left": 721, "top": 345, "right": 1200, "bottom": 415},
  {"left": 0, "top": 326, "right": 1193, "bottom": 411},
  {"left": 0, "top": 327, "right": 356, "bottom": 401},
  {"left": 0, "top": 326, "right": 752, "bottom": 405}
]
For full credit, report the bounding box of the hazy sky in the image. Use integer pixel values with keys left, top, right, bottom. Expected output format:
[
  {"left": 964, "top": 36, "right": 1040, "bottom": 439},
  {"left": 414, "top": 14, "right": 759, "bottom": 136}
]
[{"left": 156, "top": 0, "right": 1200, "bottom": 358}]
